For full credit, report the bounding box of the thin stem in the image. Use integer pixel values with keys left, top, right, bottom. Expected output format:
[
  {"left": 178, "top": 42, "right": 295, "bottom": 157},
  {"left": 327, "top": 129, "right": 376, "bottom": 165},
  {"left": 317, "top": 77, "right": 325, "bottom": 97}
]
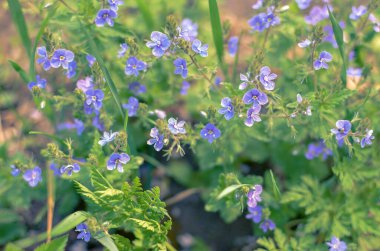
[
  {"left": 164, "top": 188, "right": 202, "bottom": 206},
  {"left": 46, "top": 167, "right": 55, "bottom": 242},
  {"left": 189, "top": 54, "right": 220, "bottom": 92},
  {"left": 58, "top": 0, "right": 77, "bottom": 13}
]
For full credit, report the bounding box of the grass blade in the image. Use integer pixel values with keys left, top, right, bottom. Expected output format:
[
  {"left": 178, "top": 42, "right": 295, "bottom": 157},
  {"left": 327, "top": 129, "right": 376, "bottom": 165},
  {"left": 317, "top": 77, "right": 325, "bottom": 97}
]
[
  {"left": 9, "top": 60, "right": 30, "bottom": 83},
  {"left": 269, "top": 170, "right": 281, "bottom": 200},
  {"left": 7, "top": 0, "right": 32, "bottom": 58},
  {"left": 135, "top": 0, "right": 155, "bottom": 30},
  {"left": 94, "top": 232, "right": 119, "bottom": 251}
]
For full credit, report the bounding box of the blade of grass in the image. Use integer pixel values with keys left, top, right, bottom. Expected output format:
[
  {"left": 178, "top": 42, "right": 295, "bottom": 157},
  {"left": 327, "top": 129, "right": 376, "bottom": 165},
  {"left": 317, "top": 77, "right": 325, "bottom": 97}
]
[
  {"left": 94, "top": 232, "right": 119, "bottom": 251},
  {"left": 7, "top": 0, "right": 32, "bottom": 58},
  {"left": 269, "top": 170, "right": 281, "bottom": 200},
  {"left": 135, "top": 0, "right": 155, "bottom": 30},
  {"left": 9, "top": 60, "right": 30, "bottom": 83}
]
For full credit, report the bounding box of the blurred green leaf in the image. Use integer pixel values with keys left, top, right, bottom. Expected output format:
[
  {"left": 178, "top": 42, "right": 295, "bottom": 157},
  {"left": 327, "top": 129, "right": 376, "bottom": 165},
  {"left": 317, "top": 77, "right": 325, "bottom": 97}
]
[
  {"left": 269, "top": 170, "right": 281, "bottom": 200},
  {"left": 8, "top": 60, "right": 30, "bottom": 83},
  {"left": 34, "top": 235, "right": 68, "bottom": 251},
  {"left": 135, "top": 0, "right": 155, "bottom": 30},
  {"left": 94, "top": 232, "right": 119, "bottom": 251},
  {"left": 217, "top": 184, "right": 245, "bottom": 200}
]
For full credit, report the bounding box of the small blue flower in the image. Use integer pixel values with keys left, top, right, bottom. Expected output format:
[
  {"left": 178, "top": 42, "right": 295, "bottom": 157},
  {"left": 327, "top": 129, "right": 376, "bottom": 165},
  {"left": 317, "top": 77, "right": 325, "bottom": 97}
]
[
  {"left": 86, "top": 54, "right": 96, "bottom": 67},
  {"left": 98, "top": 131, "right": 119, "bottom": 146},
  {"left": 92, "top": 115, "right": 105, "bottom": 131},
  {"left": 228, "top": 36, "right": 239, "bottom": 56},
  {"left": 305, "top": 141, "right": 332, "bottom": 160},
  {"left": 10, "top": 165, "right": 20, "bottom": 177},
  {"left": 200, "top": 123, "right": 221, "bottom": 143},
  {"left": 122, "top": 97, "right": 139, "bottom": 117},
  {"left": 245, "top": 105, "right": 261, "bottom": 127},
  {"left": 60, "top": 163, "right": 80, "bottom": 176},
  {"left": 258, "top": 66, "right": 277, "bottom": 91},
  {"left": 326, "top": 236, "right": 347, "bottom": 251},
  {"left": 28, "top": 75, "right": 47, "bottom": 90},
  {"left": 118, "top": 43, "right": 128, "bottom": 58},
  {"left": 95, "top": 9, "right": 117, "bottom": 27},
  {"left": 84, "top": 89, "right": 104, "bottom": 114},
  {"left": 107, "top": 153, "right": 130, "bottom": 172},
  {"left": 179, "top": 18, "right": 198, "bottom": 41},
  {"left": 76, "top": 223, "right": 91, "bottom": 242},
  {"left": 168, "top": 118, "right": 186, "bottom": 135},
  {"left": 125, "top": 57, "right": 147, "bottom": 77},
  {"left": 218, "top": 97, "right": 234, "bottom": 120},
  {"left": 146, "top": 31, "right": 171, "bottom": 57},
  {"left": 246, "top": 205, "right": 262, "bottom": 223},
  {"left": 314, "top": 51, "right": 332, "bottom": 70},
  {"left": 77, "top": 77, "right": 94, "bottom": 93},
  {"left": 108, "top": 0, "right": 123, "bottom": 12},
  {"left": 242, "top": 88, "right": 268, "bottom": 107},
  {"left": 361, "top": 129, "right": 375, "bottom": 148},
  {"left": 305, "top": 5, "right": 329, "bottom": 25},
  {"left": 248, "top": 13, "right": 267, "bottom": 32},
  {"left": 57, "top": 119, "right": 85, "bottom": 136},
  {"left": 50, "top": 49, "right": 75, "bottom": 69},
  {"left": 36, "top": 46, "right": 51, "bottom": 71},
  {"left": 347, "top": 67, "right": 362, "bottom": 77},
  {"left": 128, "top": 82, "right": 146, "bottom": 95},
  {"left": 247, "top": 185, "right": 262, "bottom": 208},
  {"left": 215, "top": 76, "right": 222, "bottom": 87},
  {"left": 331, "top": 120, "right": 351, "bottom": 141},
  {"left": 173, "top": 58, "right": 188, "bottom": 78},
  {"left": 50, "top": 163, "right": 61, "bottom": 177},
  {"left": 239, "top": 73, "right": 250, "bottom": 90},
  {"left": 23, "top": 166, "right": 42, "bottom": 187},
  {"left": 66, "top": 60, "right": 77, "bottom": 79},
  {"left": 350, "top": 5, "right": 367, "bottom": 21},
  {"left": 180, "top": 81, "right": 190, "bottom": 95},
  {"left": 260, "top": 219, "right": 276, "bottom": 232},
  {"left": 147, "top": 127, "right": 165, "bottom": 151},
  {"left": 192, "top": 39, "right": 208, "bottom": 57},
  {"left": 295, "top": 0, "right": 312, "bottom": 10}
]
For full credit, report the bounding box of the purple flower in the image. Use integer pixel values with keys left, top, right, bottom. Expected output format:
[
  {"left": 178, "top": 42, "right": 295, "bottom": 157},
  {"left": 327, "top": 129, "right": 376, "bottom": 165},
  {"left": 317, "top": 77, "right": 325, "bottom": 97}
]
[
  {"left": 50, "top": 163, "right": 61, "bottom": 177},
  {"left": 125, "top": 57, "right": 147, "bottom": 76},
  {"left": 128, "top": 82, "right": 146, "bottom": 95},
  {"left": 265, "top": 9, "right": 280, "bottom": 27},
  {"left": 57, "top": 119, "right": 85, "bottom": 136},
  {"left": 28, "top": 75, "right": 47, "bottom": 90},
  {"left": 239, "top": 73, "right": 250, "bottom": 90},
  {"left": 192, "top": 39, "right": 208, "bottom": 57},
  {"left": 36, "top": 46, "right": 51, "bottom": 71},
  {"left": 76, "top": 223, "right": 91, "bottom": 242},
  {"left": 228, "top": 36, "right": 239, "bottom": 56},
  {"left": 107, "top": 153, "right": 130, "bottom": 172},
  {"left": 314, "top": 51, "right": 332, "bottom": 70},
  {"left": 258, "top": 66, "right": 277, "bottom": 91},
  {"left": 77, "top": 77, "right": 94, "bottom": 93},
  {"left": 296, "top": 0, "right": 312, "bottom": 10},
  {"left": 215, "top": 76, "right": 222, "bottom": 86},
  {"left": 98, "top": 131, "right": 118, "bottom": 146},
  {"left": 92, "top": 115, "right": 105, "bottom": 131},
  {"left": 50, "top": 49, "right": 75, "bottom": 69},
  {"left": 10, "top": 165, "right": 20, "bottom": 177},
  {"left": 246, "top": 205, "right": 262, "bottom": 223},
  {"left": 331, "top": 120, "right": 351, "bottom": 141},
  {"left": 305, "top": 141, "right": 332, "bottom": 160},
  {"left": 349, "top": 6, "right": 367, "bottom": 20},
  {"left": 173, "top": 58, "right": 188, "bottom": 78},
  {"left": 305, "top": 6, "right": 329, "bottom": 25},
  {"left": 23, "top": 166, "right": 42, "bottom": 187},
  {"left": 66, "top": 61, "right": 77, "bottom": 79},
  {"left": 252, "top": 0, "right": 263, "bottom": 9},
  {"left": 326, "top": 237, "right": 347, "bottom": 251},
  {"left": 180, "top": 81, "right": 190, "bottom": 95},
  {"left": 118, "top": 43, "right": 128, "bottom": 58},
  {"left": 200, "top": 123, "right": 221, "bottom": 143},
  {"left": 168, "top": 118, "right": 186, "bottom": 134},
  {"left": 260, "top": 219, "right": 276, "bottom": 232},
  {"left": 95, "top": 9, "right": 117, "bottom": 27},
  {"left": 298, "top": 39, "right": 312, "bottom": 48},
  {"left": 179, "top": 18, "right": 198, "bottom": 41},
  {"left": 147, "top": 127, "right": 164, "bottom": 151},
  {"left": 218, "top": 97, "right": 234, "bottom": 120},
  {"left": 108, "top": 0, "right": 123, "bottom": 12},
  {"left": 247, "top": 185, "right": 262, "bottom": 208},
  {"left": 347, "top": 67, "right": 362, "bottom": 77},
  {"left": 122, "top": 97, "right": 139, "bottom": 117},
  {"left": 146, "top": 31, "right": 171, "bottom": 57},
  {"left": 248, "top": 13, "right": 267, "bottom": 32},
  {"left": 60, "top": 163, "right": 80, "bottom": 176},
  {"left": 86, "top": 54, "right": 96, "bottom": 67},
  {"left": 84, "top": 89, "right": 104, "bottom": 114},
  {"left": 245, "top": 105, "right": 262, "bottom": 127},
  {"left": 361, "top": 129, "right": 375, "bottom": 148},
  {"left": 242, "top": 88, "right": 268, "bottom": 107}
]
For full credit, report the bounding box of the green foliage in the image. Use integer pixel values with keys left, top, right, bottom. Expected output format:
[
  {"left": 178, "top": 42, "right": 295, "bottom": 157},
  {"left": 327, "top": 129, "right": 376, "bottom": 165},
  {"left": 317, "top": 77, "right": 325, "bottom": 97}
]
[{"left": 34, "top": 235, "right": 68, "bottom": 251}]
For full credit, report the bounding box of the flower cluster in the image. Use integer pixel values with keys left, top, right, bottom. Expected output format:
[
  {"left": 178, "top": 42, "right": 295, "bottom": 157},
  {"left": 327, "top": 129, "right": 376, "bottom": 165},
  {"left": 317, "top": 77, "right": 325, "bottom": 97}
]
[
  {"left": 36, "top": 47, "right": 76, "bottom": 79},
  {"left": 75, "top": 223, "right": 91, "bottom": 242},
  {"left": 331, "top": 120, "right": 375, "bottom": 148},
  {"left": 248, "top": 7, "right": 280, "bottom": 32},
  {"left": 95, "top": 0, "right": 123, "bottom": 27}
]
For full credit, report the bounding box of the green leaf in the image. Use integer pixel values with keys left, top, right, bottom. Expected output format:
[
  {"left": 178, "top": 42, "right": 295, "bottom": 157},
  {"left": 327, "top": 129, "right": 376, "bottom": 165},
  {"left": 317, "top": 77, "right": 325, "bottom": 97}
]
[
  {"left": 34, "top": 235, "right": 68, "bottom": 251},
  {"left": 7, "top": 0, "right": 32, "bottom": 58},
  {"left": 8, "top": 60, "right": 30, "bottom": 83},
  {"left": 327, "top": 7, "right": 346, "bottom": 85},
  {"left": 269, "top": 170, "right": 281, "bottom": 200},
  {"left": 29, "top": 131, "right": 65, "bottom": 145},
  {"left": 94, "top": 232, "right": 119, "bottom": 251},
  {"left": 217, "top": 184, "right": 245, "bottom": 200},
  {"left": 135, "top": 0, "right": 155, "bottom": 30},
  {"left": 4, "top": 243, "right": 24, "bottom": 251}
]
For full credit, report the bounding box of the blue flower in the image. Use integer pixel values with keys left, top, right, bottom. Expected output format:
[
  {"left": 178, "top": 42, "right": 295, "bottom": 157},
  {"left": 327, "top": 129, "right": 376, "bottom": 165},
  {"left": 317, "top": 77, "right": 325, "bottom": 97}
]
[
  {"left": 50, "top": 163, "right": 61, "bottom": 177},
  {"left": 200, "top": 123, "right": 221, "bottom": 143},
  {"left": 92, "top": 115, "right": 105, "bottom": 131},
  {"left": 60, "top": 163, "right": 80, "bottom": 176},
  {"left": 108, "top": 0, "right": 123, "bottom": 12},
  {"left": 245, "top": 105, "right": 262, "bottom": 127},
  {"left": 128, "top": 82, "right": 146, "bottom": 95},
  {"left": 247, "top": 185, "right": 262, "bottom": 208},
  {"left": 350, "top": 5, "right": 367, "bottom": 20},
  {"left": 122, "top": 97, "right": 139, "bottom": 117},
  {"left": 66, "top": 61, "right": 77, "bottom": 79},
  {"left": 305, "top": 5, "right": 329, "bottom": 25},
  {"left": 10, "top": 165, "right": 20, "bottom": 177},
  {"left": 180, "top": 81, "right": 190, "bottom": 95},
  {"left": 95, "top": 9, "right": 117, "bottom": 27},
  {"left": 50, "top": 49, "right": 75, "bottom": 69},
  {"left": 28, "top": 75, "right": 47, "bottom": 90},
  {"left": 98, "top": 131, "right": 119, "bottom": 146},
  {"left": 77, "top": 77, "right": 94, "bottom": 93},
  {"left": 242, "top": 88, "right": 268, "bottom": 107},
  {"left": 86, "top": 54, "right": 96, "bottom": 67},
  {"left": 305, "top": 141, "right": 332, "bottom": 160},
  {"left": 146, "top": 31, "right": 171, "bottom": 57},
  {"left": 218, "top": 97, "right": 234, "bottom": 120},
  {"left": 147, "top": 127, "right": 165, "bottom": 151},
  {"left": 347, "top": 67, "right": 362, "bottom": 77},
  {"left": 239, "top": 73, "right": 250, "bottom": 90},
  {"left": 314, "top": 51, "right": 332, "bottom": 70},
  {"left": 192, "top": 39, "right": 208, "bottom": 57},
  {"left": 295, "top": 0, "right": 311, "bottom": 10},
  {"left": 118, "top": 43, "right": 128, "bottom": 58},
  {"left": 258, "top": 66, "right": 277, "bottom": 91},
  {"left": 173, "top": 58, "right": 188, "bottom": 78},
  {"left": 168, "top": 118, "right": 186, "bottom": 135},
  {"left": 84, "top": 89, "right": 104, "bottom": 114},
  {"left": 260, "top": 219, "right": 276, "bottom": 232},
  {"left": 36, "top": 46, "right": 51, "bottom": 71},
  {"left": 228, "top": 36, "right": 239, "bottom": 56},
  {"left": 23, "top": 166, "right": 42, "bottom": 187},
  {"left": 125, "top": 57, "right": 147, "bottom": 76},
  {"left": 107, "top": 153, "right": 130, "bottom": 172},
  {"left": 179, "top": 18, "right": 198, "bottom": 41},
  {"left": 246, "top": 205, "right": 262, "bottom": 223},
  {"left": 215, "top": 76, "right": 222, "bottom": 87},
  {"left": 331, "top": 120, "right": 351, "bottom": 141},
  {"left": 75, "top": 223, "right": 91, "bottom": 242},
  {"left": 57, "top": 119, "right": 85, "bottom": 136},
  {"left": 248, "top": 9, "right": 280, "bottom": 32},
  {"left": 326, "top": 237, "right": 347, "bottom": 251},
  {"left": 361, "top": 129, "right": 375, "bottom": 148}
]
